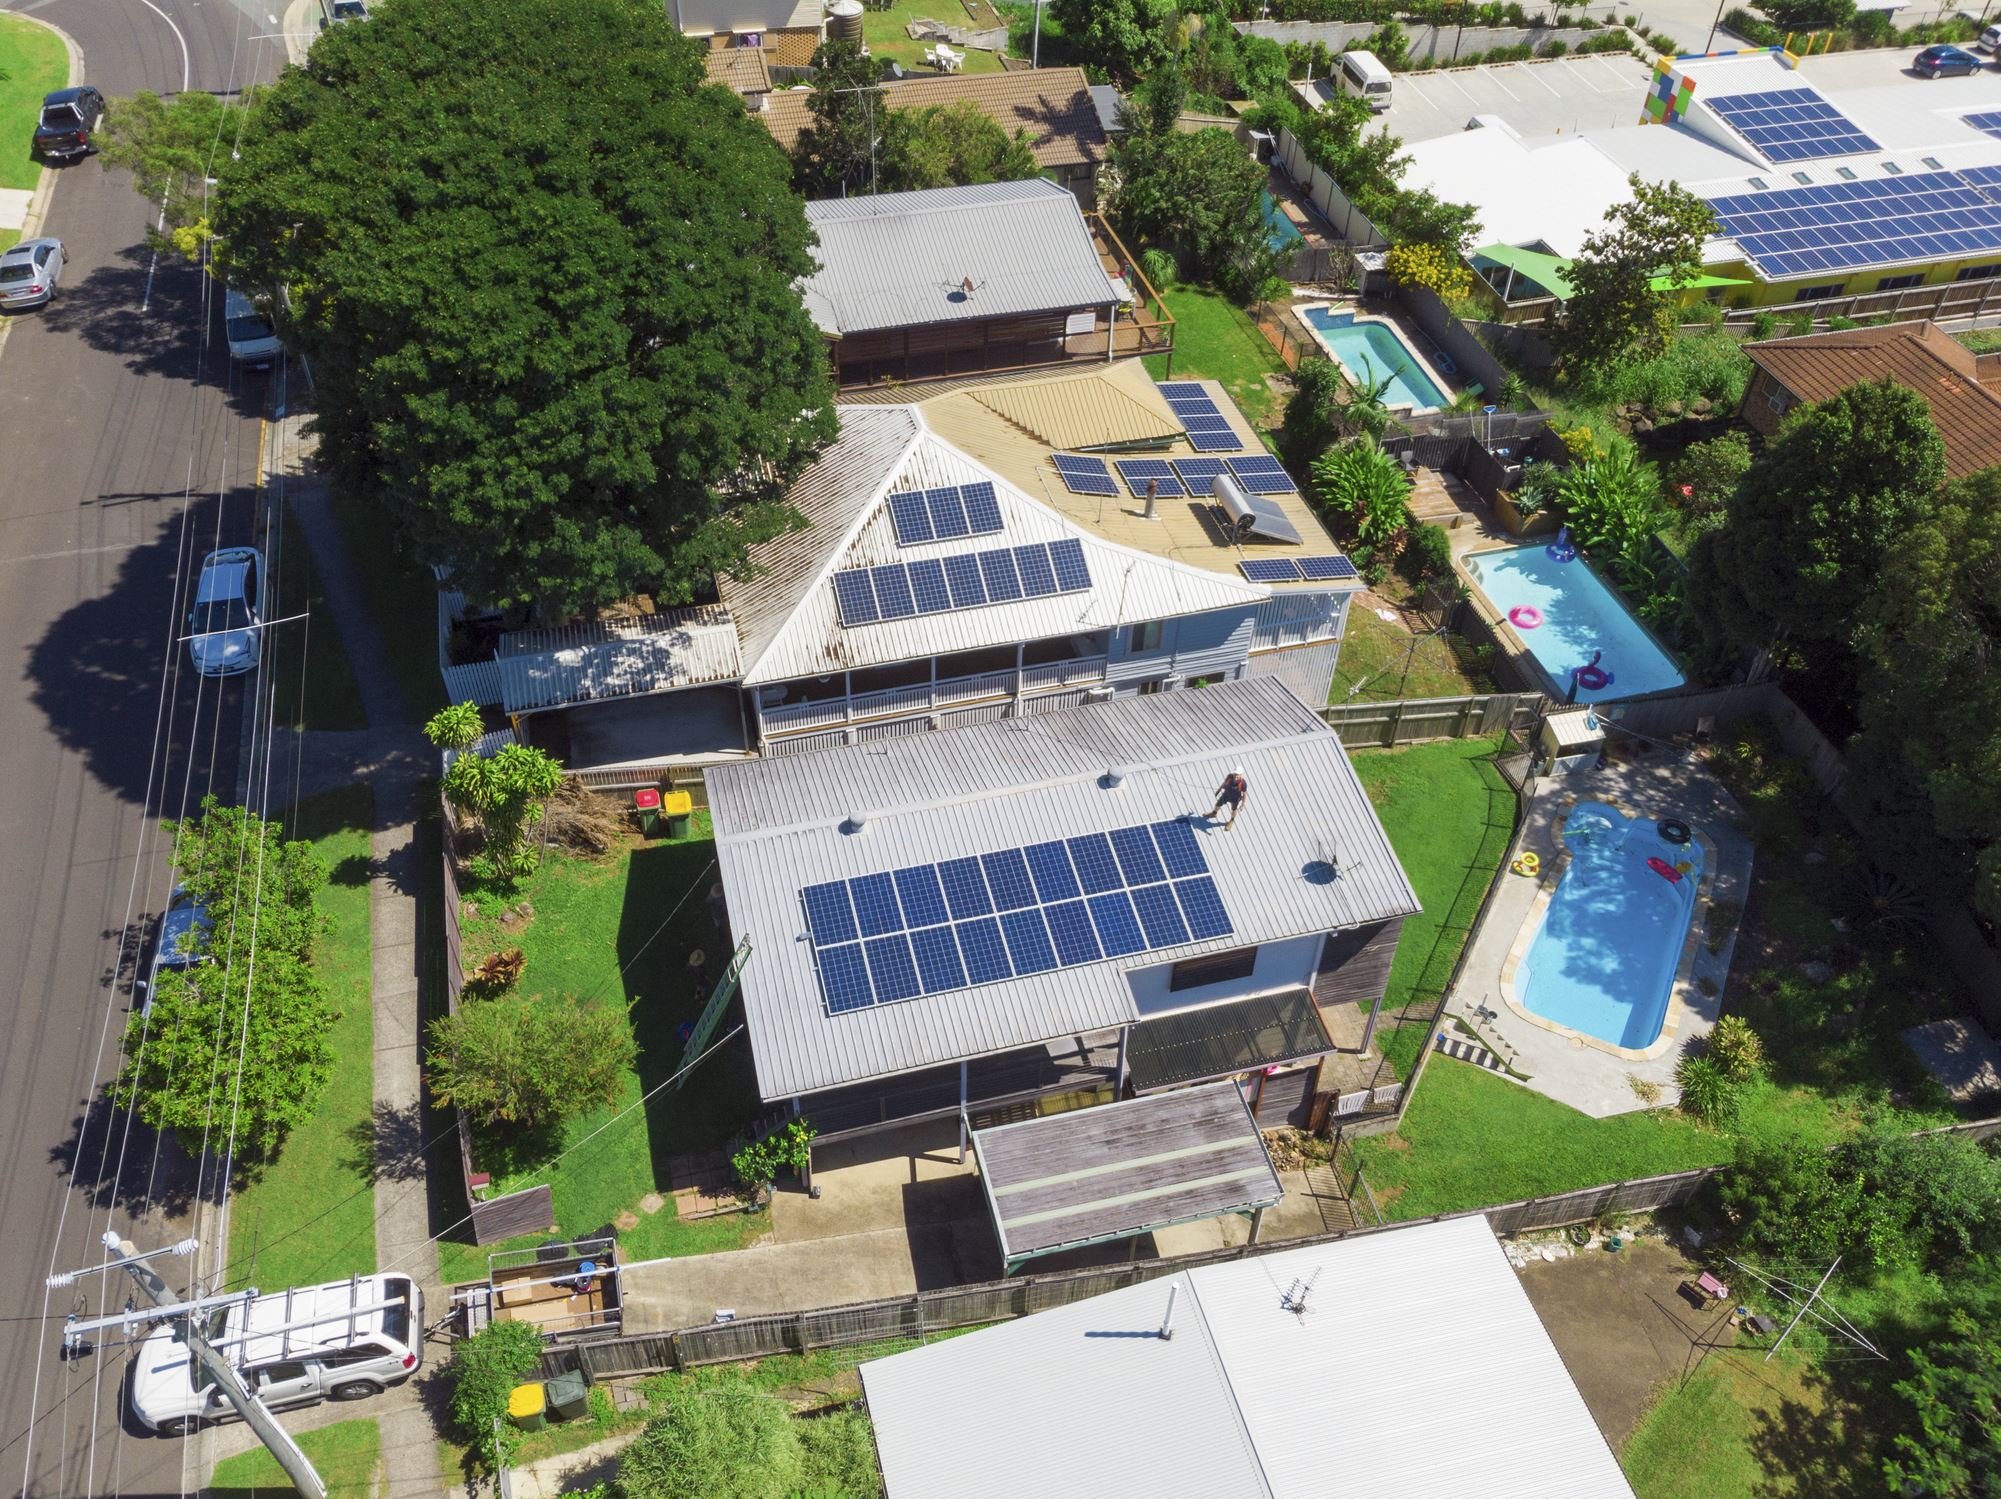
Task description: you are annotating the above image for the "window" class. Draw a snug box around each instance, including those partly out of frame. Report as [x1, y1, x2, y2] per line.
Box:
[1792, 283, 1844, 302]
[1747, 176, 1769, 190]
[1136, 678, 1170, 695]
[1169, 947, 1258, 992]
[1958, 263, 2001, 282]
[255, 1361, 311, 1385]
[1876, 273, 1924, 291]
[1791, 172, 1812, 185]
[1128, 620, 1164, 653]
[1835, 166, 1857, 180]
[1883, 161, 1904, 175]
[1923, 157, 1944, 170]
[1766, 384, 1794, 417]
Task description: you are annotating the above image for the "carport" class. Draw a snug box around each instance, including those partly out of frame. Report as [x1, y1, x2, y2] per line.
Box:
[969, 1081, 1284, 1274]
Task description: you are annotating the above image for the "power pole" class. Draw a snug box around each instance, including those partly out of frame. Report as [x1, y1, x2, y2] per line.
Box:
[1031, 0, 1043, 68]
[50, 1231, 330, 1499]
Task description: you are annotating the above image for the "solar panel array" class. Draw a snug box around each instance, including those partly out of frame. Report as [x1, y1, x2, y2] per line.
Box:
[1707, 170, 2001, 278]
[801, 820, 1235, 1014]
[1226, 455, 1299, 495]
[1157, 382, 1242, 453]
[1051, 453, 1120, 497]
[1706, 88, 1880, 164]
[1114, 458, 1184, 498]
[1964, 111, 2001, 141]
[887, 482, 1005, 546]
[833, 539, 1091, 625]
[1238, 555, 1360, 583]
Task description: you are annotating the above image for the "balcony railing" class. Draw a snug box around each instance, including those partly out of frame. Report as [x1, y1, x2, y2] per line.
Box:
[761, 656, 1109, 736]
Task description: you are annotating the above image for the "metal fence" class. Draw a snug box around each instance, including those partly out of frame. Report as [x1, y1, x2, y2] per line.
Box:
[1318, 692, 1541, 749]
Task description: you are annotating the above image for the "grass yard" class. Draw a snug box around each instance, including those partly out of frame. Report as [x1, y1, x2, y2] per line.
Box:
[270, 500, 368, 733]
[1145, 283, 1286, 428]
[0, 16, 67, 194]
[436, 817, 768, 1284]
[1331, 607, 1495, 704]
[330, 492, 447, 722]
[208, 1416, 381, 1499]
[1953, 326, 2001, 355]
[861, 0, 1007, 74]
[224, 786, 378, 1291]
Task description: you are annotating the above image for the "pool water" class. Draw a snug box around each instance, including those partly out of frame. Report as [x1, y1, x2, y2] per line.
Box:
[1518, 801, 1704, 1049]
[1462, 544, 1685, 703]
[1262, 192, 1305, 252]
[1299, 306, 1448, 412]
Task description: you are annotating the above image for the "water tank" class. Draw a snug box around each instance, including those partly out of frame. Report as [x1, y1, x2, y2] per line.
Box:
[1212, 472, 1256, 532]
[826, 0, 864, 45]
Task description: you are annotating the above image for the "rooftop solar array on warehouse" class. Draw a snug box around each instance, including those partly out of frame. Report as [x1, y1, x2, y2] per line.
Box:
[887, 482, 1005, 546]
[1706, 170, 2001, 279]
[833, 539, 1090, 625]
[1963, 111, 2001, 142]
[1707, 88, 1880, 164]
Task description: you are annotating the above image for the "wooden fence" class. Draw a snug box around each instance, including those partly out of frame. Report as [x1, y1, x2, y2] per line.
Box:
[1318, 692, 1542, 748]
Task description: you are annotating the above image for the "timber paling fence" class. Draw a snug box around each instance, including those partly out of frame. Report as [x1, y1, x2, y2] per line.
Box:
[1318, 691, 1541, 748]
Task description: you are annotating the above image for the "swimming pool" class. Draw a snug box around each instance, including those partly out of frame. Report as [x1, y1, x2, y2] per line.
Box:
[1262, 192, 1304, 253]
[1298, 305, 1448, 412]
[1517, 801, 1704, 1050]
[1462, 544, 1685, 703]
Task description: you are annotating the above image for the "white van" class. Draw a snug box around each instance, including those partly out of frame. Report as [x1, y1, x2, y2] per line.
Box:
[223, 287, 281, 369]
[131, 1273, 423, 1435]
[1338, 50, 1395, 113]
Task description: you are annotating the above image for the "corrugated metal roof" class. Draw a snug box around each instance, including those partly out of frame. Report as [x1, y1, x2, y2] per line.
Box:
[495, 606, 742, 715]
[705, 679, 1419, 1101]
[799, 180, 1127, 337]
[860, 1216, 1636, 1499]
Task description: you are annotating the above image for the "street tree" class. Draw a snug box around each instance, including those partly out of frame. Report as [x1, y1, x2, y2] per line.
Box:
[792, 38, 887, 198]
[880, 101, 1038, 192]
[1557, 175, 1716, 374]
[1050, 0, 1175, 81]
[94, 89, 237, 254]
[208, 0, 836, 616]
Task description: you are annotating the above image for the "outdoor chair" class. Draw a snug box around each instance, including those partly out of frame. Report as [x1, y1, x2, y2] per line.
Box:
[1695, 1270, 1729, 1304]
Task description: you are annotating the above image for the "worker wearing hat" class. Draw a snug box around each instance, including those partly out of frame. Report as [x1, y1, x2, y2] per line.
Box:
[1210, 767, 1248, 830]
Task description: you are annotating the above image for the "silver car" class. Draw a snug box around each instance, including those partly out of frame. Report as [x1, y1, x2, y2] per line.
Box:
[0, 238, 64, 310]
[136, 886, 212, 1016]
[187, 547, 263, 677]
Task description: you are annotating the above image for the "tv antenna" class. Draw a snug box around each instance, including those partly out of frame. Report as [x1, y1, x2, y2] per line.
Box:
[1281, 1268, 1323, 1320]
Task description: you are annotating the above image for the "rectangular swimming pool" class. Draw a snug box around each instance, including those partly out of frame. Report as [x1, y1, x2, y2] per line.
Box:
[1298, 305, 1448, 413]
[1462, 544, 1684, 703]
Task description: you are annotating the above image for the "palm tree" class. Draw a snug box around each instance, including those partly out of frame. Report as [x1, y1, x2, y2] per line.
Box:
[1336, 359, 1396, 441]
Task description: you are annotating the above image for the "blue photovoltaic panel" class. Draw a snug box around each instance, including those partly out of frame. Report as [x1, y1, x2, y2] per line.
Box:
[850, 872, 904, 937]
[1173, 458, 1233, 491]
[1187, 427, 1242, 453]
[1052, 453, 1120, 497]
[1706, 87, 1879, 164]
[1964, 111, 2001, 140]
[1087, 891, 1147, 957]
[888, 489, 934, 545]
[833, 571, 879, 626]
[892, 865, 950, 930]
[1182, 413, 1235, 434]
[961, 481, 1004, 532]
[927, 484, 971, 539]
[943, 553, 987, 608]
[1049, 538, 1090, 591]
[864, 934, 923, 1003]
[1228, 456, 1298, 494]
[908, 558, 951, 614]
[980, 848, 1037, 911]
[1151, 819, 1207, 879]
[1241, 558, 1303, 583]
[909, 925, 968, 994]
[1015, 544, 1059, 596]
[1705, 170, 2001, 279]
[979, 549, 1024, 602]
[1023, 841, 1082, 903]
[1299, 554, 1361, 581]
[872, 564, 916, 619]
[939, 856, 993, 918]
[888, 484, 1004, 546]
[1174, 876, 1234, 940]
[1156, 381, 1209, 398]
[999, 908, 1059, 974]
[1065, 833, 1124, 895]
[803, 881, 859, 946]
[1109, 825, 1167, 887]
[818, 942, 875, 1014]
[1115, 459, 1185, 498]
[956, 916, 1013, 984]
[1044, 901, 1103, 966]
[1130, 882, 1191, 948]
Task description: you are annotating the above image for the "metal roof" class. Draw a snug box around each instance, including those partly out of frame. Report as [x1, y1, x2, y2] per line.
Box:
[496, 605, 742, 715]
[798, 180, 1128, 338]
[1127, 987, 1334, 1093]
[705, 679, 1419, 1101]
[972, 1082, 1282, 1269]
[859, 1215, 1635, 1499]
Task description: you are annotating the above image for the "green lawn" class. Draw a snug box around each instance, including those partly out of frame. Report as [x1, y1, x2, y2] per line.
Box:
[330, 492, 447, 722]
[1954, 326, 2001, 355]
[224, 786, 378, 1291]
[1145, 283, 1287, 427]
[861, 0, 1007, 73]
[436, 816, 767, 1284]
[0, 17, 67, 193]
[271, 499, 368, 732]
[1332, 608, 1495, 704]
[208, 1416, 381, 1499]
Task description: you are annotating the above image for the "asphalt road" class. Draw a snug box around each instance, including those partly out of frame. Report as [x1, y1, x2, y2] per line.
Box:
[0, 3, 288, 1494]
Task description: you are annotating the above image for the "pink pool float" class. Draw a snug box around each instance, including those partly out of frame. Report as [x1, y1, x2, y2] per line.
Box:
[1509, 605, 1543, 630]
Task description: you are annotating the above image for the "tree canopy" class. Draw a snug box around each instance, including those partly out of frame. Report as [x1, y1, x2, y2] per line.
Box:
[1050, 0, 1175, 81]
[1557, 175, 1716, 374]
[879, 101, 1039, 192]
[792, 38, 886, 199]
[208, 0, 835, 616]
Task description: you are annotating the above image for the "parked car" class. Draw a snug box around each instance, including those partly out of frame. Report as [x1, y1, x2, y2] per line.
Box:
[187, 547, 263, 677]
[319, 0, 369, 23]
[33, 86, 104, 161]
[223, 287, 281, 369]
[1916, 44, 1983, 77]
[1980, 22, 2001, 50]
[0, 239, 64, 311]
[136, 887, 212, 1016]
[130, 1273, 423, 1435]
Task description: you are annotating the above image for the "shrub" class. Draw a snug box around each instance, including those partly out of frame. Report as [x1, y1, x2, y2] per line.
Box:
[1827, 314, 1860, 330]
[1554, 425, 1597, 462]
[732, 1118, 819, 1202]
[1139, 246, 1178, 288]
[1403, 521, 1455, 582]
[1385, 240, 1472, 302]
[1651, 33, 1680, 52]
[1553, 447, 1665, 566]
[448, 1321, 546, 1471]
[1541, 38, 1568, 55]
[1723, 5, 1780, 42]
[1312, 437, 1414, 551]
[1663, 432, 1752, 520]
[1750, 309, 1778, 341]
[1281, 358, 1347, 467]
[1575, 330, 1752, 414]
[1705, 1015, 1765, 1081]
[616, 1382, 803, 1499]
[1674, 1053, 1742, 1123]
[1784, 310, 1813, 336]
[428, 993, 637, 1129]
[1511, 460, 1562, 517]
[464, 947, 526, 1000]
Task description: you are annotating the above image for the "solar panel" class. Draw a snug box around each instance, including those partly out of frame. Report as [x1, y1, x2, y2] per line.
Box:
[1706, 87, 1879, 164]
[956, 915, 1013, 983]
[960, 481, 1004, 533]
[1156, 381, 1208, 398]
[938, 856, 993, 918]
[1241, 558, 1303, 583]
[888, 489, 934, 545]
[864, 934, 923, 1003]
[1087, 891, 1148, 957]
[1706, 170, 2001, 278]
[833, 571, 880, 626]
[943, 553, 987, 609]
[1174, 876, 1234, 940]
[836, 542, 1089, 627]
[1299, 554, 1361, 581]
[999, 908, 1058, 974]
[872, 564, 916, 619]
[1228, 455, 1298, 494]
[908, 558, 951, 614]
[979, 549, 1024, 602]
[803, 881, 858, 946]
[909, 924, 968, 994]
[1187, 427, 1243, 453]
[1014, 543, 1059, 597]
[893, 865, 950, 929]
[1130, 882, 1191, 948]
[1181, 413, 1234, 434]
[980, 848, 1037, 911]
[1044, 901, 1103, 966]
[1024, 840, 1081, 902]
[1151, 818, 1206, 879]
[927, 485, 972, 540]
[1173, 458, 1232, 490]
[817, 942, 875, 1013]
[1049, 537, 1091, 591]
[1115, 458, 1185, 498]
[1065, 833, 1124, 895]
[1109, 825, 1166, 886]
[1965, 111, 2001, 141]
[850, 872, 904, 937]
[1052, 453, 1119, 496]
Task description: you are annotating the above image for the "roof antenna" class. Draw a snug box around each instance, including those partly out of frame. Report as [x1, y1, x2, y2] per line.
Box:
[1158, 1283, 1178, 1341]
[1282, 1268, 1322, 1320]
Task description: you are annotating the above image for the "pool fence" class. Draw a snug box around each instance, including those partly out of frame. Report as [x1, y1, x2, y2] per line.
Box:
[1318, 692, 1542, 749]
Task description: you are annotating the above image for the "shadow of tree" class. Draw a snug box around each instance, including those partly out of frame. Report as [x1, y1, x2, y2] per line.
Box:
[328, 851, 376, 888]
[46, 1091, 198, 1219]
[1745, 1362, 1884, 1499]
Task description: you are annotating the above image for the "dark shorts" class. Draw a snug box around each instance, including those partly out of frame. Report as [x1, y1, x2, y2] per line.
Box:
[1218, 788, 1243, 807]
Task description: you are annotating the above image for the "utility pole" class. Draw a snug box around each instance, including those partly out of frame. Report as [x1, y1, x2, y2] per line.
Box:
[50, 1232, 330, 1499]
[1031, 0, 1043, 68]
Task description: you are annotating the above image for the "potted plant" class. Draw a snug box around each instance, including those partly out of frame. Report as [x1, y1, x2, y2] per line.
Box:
[1496, 460, 1562, 537]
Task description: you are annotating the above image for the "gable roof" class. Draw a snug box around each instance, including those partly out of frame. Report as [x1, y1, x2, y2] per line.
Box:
[702, 45, 771, 95]
[799, 179, 1127, 337]
[1744, 319, 2001, 480]
[758, 67, 1109, 169]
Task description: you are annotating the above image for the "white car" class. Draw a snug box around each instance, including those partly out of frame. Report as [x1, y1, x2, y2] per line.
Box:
[131, 1273, 423, 1435]
[1981, 23, 2001, 50]
[223, 287, 280, 369]
[187, 547, 263, 678]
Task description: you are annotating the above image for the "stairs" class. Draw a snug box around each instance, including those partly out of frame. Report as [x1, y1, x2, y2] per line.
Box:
[1302, 1161, 1362, 1233]
[1433, 1031, 1507, 1073]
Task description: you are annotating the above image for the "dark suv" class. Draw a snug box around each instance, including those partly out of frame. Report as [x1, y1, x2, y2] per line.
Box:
[33, 87, 105, 161]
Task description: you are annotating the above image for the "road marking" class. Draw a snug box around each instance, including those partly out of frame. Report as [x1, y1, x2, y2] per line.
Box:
[1488, 70, 1519, 101]
[1522, 62, 1561, 96]
[0, 541, 137, 565]
[136, 0, 193, 93]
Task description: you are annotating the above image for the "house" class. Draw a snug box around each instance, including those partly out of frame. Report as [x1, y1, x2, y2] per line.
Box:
[1740, 319, 2001, 479]
[702, 45, 772, 104]
[670, 0, 822, 73]
[798, 179, 1171, 387]
[859, 1214, 1635, 1498]
[755, 68, 1111, 203]
[702, 677, 1421, 1161]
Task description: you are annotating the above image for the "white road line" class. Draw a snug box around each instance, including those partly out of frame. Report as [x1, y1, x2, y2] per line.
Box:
[1522, 62, 1561, 96]
[1436, 71, 1476, 102]
[1589, 58, 1634, 92]
[136, 0, 192, 92]
[1489, 70, 1520, 101]
[0, 542, 137, 564]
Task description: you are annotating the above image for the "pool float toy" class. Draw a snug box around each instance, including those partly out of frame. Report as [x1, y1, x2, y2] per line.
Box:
[1509, 605, 1544, 630]
[1547, 524, 1576, 563]
[1511, 851, 1542, 877]
[1646, 856, 1684, 883]
[1676, 859, 1694, 875]
[1572, 649, 1613, 693]
[1658, 818, 1692, 845]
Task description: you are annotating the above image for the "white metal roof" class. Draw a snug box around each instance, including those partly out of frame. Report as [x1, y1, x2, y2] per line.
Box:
[705, 678, 1419, 1101]
[496, 605, 742, 715]
[860, 1215, 1634, 1499]
[799, 179, 1128, 337]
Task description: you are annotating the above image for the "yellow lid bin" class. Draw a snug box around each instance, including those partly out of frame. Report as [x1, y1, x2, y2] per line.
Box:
[507, 1382, 547, 1432]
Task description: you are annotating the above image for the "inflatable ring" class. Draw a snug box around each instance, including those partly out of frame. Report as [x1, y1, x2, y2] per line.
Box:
[1547, 542, 1576, 562]
[1573, 664, 1612, 691]
[1658, 818, 1692, 845]
[1509, 605, 1544, 630]
[1512, 851, 1542, 877]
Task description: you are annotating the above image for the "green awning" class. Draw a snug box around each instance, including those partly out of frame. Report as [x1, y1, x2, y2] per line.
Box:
[1472, 243, 1751, 300]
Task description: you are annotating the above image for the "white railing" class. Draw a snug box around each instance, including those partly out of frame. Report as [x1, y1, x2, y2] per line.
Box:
[1331, 1091, 1368, 1116]
[849, 681, 936, 720]
[936, 668, 1016, 705]
[1021, 654, 1109, 692]
[437, 588, 505, 707]
[760, 696, 850, 732]
[761, 658, 1105, 738]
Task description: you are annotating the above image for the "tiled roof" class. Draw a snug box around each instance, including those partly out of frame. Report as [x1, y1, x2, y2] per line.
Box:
[1744, 319, 2001, 481]
[757, 66, 1109, 169]
[703, 46, 771, 95]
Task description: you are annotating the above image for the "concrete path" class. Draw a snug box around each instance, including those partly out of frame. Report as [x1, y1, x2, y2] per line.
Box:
[509, 1432, 638, 1499]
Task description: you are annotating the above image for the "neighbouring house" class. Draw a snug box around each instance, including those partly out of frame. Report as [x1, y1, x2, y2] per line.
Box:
[702, 44, 773, 104]
[858, 1215, 1635, 1498]
[755, 67, 1112, 202]
[671, 0, 823, 79]
[1740, 319, 2001, 479]
[703, 678, 1421, 1169]
[798, 179, 1171, 388]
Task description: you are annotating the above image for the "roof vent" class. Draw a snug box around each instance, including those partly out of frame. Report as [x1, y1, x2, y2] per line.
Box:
[1102, 766, 1127, 789]
[844, 809, 869, 834]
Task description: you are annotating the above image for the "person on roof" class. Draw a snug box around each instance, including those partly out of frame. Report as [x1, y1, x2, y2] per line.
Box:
[1209, 767, 1248, 830]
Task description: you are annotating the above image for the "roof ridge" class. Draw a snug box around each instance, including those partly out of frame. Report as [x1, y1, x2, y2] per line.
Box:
[1183, 1272, 1278, 1499]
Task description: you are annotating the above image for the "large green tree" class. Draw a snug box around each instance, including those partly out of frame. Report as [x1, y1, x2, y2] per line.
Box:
[880, 101, 1038, 192]
[792, 38, 887, 199]
[1112, 70, 1276, 295]
[1050, 0, 1175, 81]
[1557, 176, 1716, 374]
[210, 0, 835, 616]
[1884, 1297, 2001, 1499]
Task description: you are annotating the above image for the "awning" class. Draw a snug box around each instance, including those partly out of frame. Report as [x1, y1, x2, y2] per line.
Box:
[1127, 987, 1335, 1093]
[1472, 243, 1751, 301]
[970, 1082, 1284, 1272]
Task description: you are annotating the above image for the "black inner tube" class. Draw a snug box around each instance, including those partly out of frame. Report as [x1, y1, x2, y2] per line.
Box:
[1659, 819, 1692, 845]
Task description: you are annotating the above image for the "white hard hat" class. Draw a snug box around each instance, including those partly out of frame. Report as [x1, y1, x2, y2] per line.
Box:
[1232, 766, 1245, 776]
